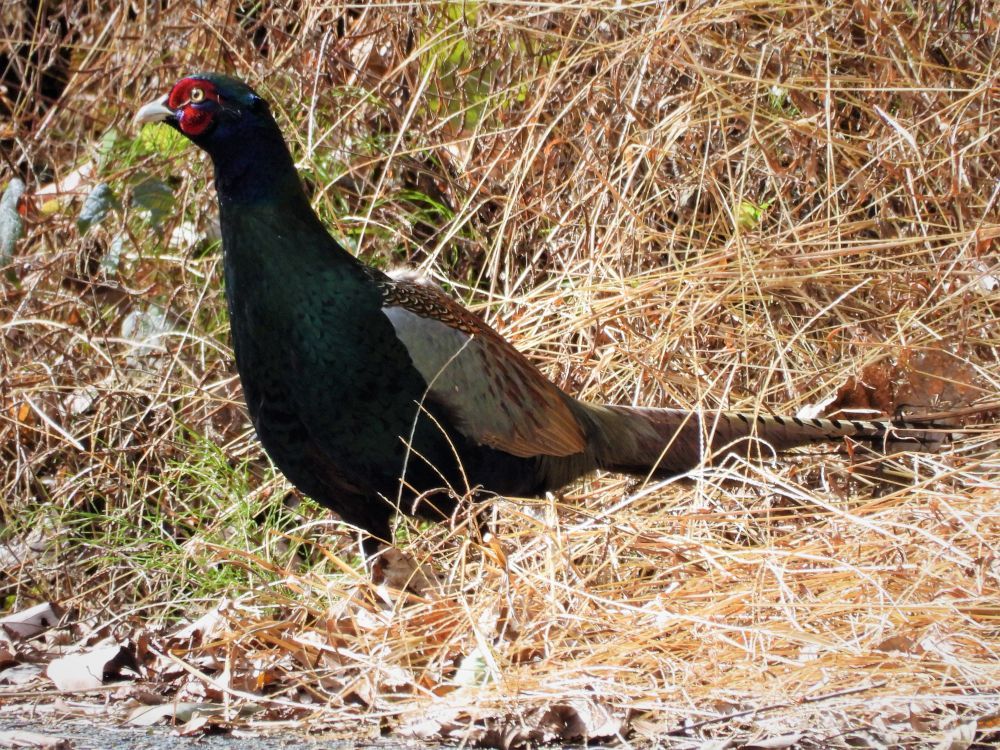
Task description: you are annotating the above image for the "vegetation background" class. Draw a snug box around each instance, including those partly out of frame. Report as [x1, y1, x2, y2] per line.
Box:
[2, 0, 998, 746]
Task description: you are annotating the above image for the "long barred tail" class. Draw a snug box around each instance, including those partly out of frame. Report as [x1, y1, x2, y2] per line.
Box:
[580, 403, 950, 479]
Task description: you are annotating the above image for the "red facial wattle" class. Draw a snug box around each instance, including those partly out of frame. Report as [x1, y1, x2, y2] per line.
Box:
[167, 78, 220, 137]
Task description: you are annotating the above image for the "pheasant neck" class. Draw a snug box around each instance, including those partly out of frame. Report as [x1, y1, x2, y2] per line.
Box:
[209, 124, 310, 211]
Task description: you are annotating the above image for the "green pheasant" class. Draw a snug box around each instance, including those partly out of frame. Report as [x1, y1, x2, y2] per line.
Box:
[136, 74, 942, 556]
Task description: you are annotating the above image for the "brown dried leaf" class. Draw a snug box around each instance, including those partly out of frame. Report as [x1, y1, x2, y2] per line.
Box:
[874, 633, 922, 655]
[894, 351, 988, 419]
[0, 646, 15, 669]
[822, 350, 991, 422]
[822, 361, 897, 419]
[372, 548, 440, 597]
[170, 605, 228, 644]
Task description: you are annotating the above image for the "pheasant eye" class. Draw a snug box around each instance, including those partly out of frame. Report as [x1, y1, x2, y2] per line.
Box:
[188, 87, 205, 103]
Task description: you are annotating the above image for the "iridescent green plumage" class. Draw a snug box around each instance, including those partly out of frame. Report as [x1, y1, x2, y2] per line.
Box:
[138, 74, 944, 555]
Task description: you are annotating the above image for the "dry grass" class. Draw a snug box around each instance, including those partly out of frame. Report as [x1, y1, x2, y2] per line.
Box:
[2, 1, 999, 746]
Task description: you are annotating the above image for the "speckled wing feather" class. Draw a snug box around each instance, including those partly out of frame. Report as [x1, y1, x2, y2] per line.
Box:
[377, 276, 587, 459]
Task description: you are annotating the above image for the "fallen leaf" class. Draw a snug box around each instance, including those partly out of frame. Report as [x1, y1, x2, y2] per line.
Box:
[167, 221, 203, 250]
[127, 702, 203, 727]
[532, 698, 627, 743]
[970, 259, 998, 294]
[127, 701, 260, 727]
[0, 663, 44, 686]
[170, 604, 227, 643]
[175, 713, 214, 736]
[934, 720, 977, 750]
[372, 548, 440, 596]
[820, 360, 897, 419]
[895, 350, 988, 419]
[46, 644, 140, 691]
[32, 163, 94, 216]
[747, 733, 805, 748]
[816, 350, 993, 429]
[120, 305, 173, 367]
[0, 532, 51, 571]
[453, 646, 491, 687]
[0, 730, 71, 749]
[875, 633, 922, 655]
[0, 603, 63, 641]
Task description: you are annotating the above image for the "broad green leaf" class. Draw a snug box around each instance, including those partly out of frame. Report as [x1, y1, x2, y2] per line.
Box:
[131, 177, 175, 228]
[77, 182, 118, 233]
[0, 178, 25, 268]
[100, 232, 127, 274]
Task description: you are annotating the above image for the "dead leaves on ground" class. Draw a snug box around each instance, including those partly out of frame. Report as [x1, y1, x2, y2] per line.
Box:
[822, 349, 994, 424]
[3, 586, 992, 747]
[0, 585, 628, 746]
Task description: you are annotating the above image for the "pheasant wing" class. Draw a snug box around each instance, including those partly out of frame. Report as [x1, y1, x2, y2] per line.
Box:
[378, 277, 586, 459]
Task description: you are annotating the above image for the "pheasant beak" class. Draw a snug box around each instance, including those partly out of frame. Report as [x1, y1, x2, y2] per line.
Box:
[134, 94, 176, 127]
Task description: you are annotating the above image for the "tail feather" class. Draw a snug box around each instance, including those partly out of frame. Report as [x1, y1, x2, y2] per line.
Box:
[577, 403, 948, 479]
